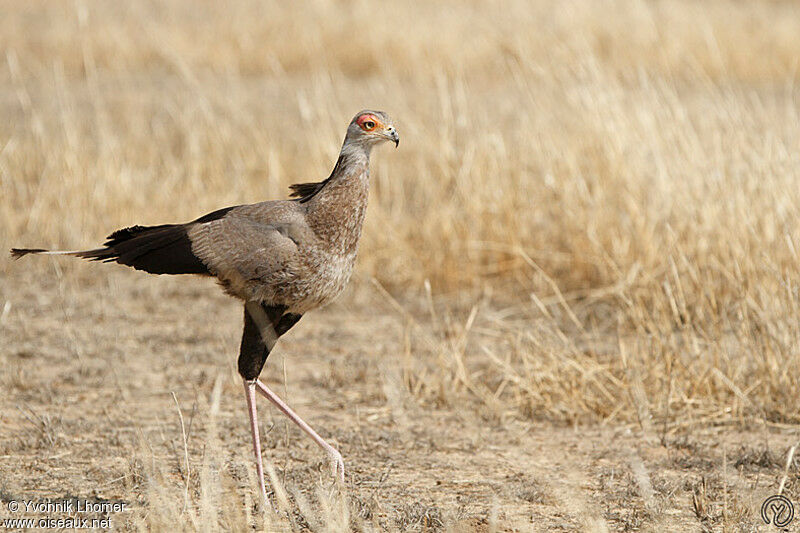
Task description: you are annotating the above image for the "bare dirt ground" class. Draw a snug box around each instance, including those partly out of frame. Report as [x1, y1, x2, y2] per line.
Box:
[1, 268, 797, 532]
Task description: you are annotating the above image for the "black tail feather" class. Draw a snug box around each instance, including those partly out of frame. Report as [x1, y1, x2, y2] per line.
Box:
[79, 224, 210, 275]
[10, 248, 48, 259]
[12, 225, 210, 275]
[11, 205, 240, 274]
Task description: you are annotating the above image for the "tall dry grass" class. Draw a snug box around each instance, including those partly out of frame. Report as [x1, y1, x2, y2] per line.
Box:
[2, 0, 800, 511]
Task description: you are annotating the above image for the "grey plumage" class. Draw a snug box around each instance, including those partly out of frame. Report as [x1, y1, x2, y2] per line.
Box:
[10, 110, 399, 504]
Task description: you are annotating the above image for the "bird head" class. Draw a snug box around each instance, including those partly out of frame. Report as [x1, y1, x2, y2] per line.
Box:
[345, 110, 399, 149]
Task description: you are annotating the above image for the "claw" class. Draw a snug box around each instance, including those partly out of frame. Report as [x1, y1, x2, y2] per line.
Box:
[328, 448, 345, 483]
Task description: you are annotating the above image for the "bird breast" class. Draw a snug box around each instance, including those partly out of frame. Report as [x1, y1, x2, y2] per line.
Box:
[276, 246, 357, 314]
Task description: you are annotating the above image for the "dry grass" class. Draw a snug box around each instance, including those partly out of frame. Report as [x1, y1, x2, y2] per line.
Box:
[2, 0, 800, 530]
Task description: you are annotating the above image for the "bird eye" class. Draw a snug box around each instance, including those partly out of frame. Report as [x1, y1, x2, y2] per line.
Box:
[362, 121, 375, 130]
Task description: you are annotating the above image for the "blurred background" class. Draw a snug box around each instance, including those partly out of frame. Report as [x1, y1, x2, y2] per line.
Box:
[2, 0, 800, 529]
[4, 0, 800, 420]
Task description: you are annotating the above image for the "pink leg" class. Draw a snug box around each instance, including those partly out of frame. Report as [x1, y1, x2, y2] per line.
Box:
[254, 379, 345, 483]
[243, 379, 269, 506]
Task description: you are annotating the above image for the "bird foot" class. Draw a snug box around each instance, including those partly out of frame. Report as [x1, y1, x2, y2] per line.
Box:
[327, 447, 345, 484]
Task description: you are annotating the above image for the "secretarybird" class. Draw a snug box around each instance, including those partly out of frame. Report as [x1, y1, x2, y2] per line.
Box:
[11, 110, 399, 504]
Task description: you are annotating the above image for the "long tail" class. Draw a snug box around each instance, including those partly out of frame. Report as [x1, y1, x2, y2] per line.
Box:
[11, 248, 74, 259]
[10, 224, 210, 275]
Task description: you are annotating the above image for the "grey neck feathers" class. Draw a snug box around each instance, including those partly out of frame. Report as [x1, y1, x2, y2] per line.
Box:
[301, 140, 371, 252]
[288, 141, 370, 203]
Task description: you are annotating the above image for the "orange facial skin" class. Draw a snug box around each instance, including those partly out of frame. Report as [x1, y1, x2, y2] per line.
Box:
[356, 113, 381, 132]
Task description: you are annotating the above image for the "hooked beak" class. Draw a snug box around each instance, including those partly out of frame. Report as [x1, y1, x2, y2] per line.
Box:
[385, 126, 399, 148]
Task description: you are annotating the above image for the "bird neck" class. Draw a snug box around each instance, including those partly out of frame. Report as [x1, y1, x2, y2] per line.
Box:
[304, 143, 371, 253]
